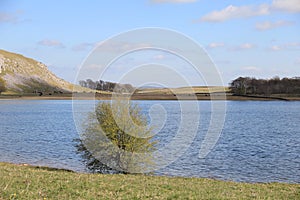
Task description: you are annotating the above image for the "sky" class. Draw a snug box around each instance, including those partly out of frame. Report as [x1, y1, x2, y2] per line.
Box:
[0, 0, 299, 87]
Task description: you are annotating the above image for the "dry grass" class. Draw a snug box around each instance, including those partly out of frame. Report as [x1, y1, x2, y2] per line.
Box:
[135, 86, 229, 95]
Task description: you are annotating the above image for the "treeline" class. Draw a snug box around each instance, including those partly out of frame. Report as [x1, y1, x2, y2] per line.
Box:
[230, 76, 300, 96]
[79, 79, 135, 93]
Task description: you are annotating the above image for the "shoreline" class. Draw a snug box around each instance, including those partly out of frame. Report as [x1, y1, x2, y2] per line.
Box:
[0, 161, 298, 184]
[1, 93, 300, 101]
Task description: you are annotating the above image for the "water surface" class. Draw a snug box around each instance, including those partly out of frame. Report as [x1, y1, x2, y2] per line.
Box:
[0, 100, 299, 183]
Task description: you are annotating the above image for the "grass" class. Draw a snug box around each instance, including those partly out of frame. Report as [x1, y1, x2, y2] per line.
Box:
[135, 86, 229, 95]
[0, 162, 299, 199]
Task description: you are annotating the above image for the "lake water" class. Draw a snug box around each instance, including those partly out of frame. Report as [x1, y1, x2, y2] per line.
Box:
[0, 100, 299, 183]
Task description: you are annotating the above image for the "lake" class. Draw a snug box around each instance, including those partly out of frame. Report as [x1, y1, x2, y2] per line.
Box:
[0, 100, 299, 183]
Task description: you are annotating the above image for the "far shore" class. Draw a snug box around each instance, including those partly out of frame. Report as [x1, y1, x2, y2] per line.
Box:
[1, 93, 300, 101]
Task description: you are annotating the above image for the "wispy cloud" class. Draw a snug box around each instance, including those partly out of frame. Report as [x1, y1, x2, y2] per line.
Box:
[94, 41, 151, 53]
[269, 42, 300, 51]
[199, 0, 300, 23]
[255, 20, 294, 31]
[150, 0, 197, 3]
[200, 4, 270, 22]
[37, 39, 65, 48]
[232, 43, 256, 51]
[272, 0, 300, 13]
[270, 45, 281, 51]
[0, 11, 21, 24]
[286, 42, 300, 49]
[153, 54, 165, 60]
[72, 42, 94, 51]
[207, 42, 225, 49]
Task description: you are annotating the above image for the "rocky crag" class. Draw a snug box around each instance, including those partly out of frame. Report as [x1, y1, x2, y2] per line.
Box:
[0, 49, 87, 94]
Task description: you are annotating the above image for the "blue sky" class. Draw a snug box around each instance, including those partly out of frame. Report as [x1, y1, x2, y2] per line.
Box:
[0, 0, 299, 86]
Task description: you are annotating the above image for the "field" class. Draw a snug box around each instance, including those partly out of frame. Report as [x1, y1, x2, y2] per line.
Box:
[1, 162, 299, 199]
[134, 86, 229, 94]
[1, 85, 300, 101]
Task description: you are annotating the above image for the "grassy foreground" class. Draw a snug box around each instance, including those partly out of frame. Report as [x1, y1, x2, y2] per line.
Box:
[0, 162, 299, 199]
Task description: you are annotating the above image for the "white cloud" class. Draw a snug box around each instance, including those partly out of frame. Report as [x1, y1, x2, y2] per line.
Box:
[153, 54, 165, 60]
[151, 0, 197, 3]
[94, 41, 151, 52]
[269, 42, 300, 51]
[0, 12, 16, 23]
[272, 0, 300, 13]
[37, 39, 65, 48]
[255, 20, 294, 30]
[285, 42, 300, 50]
[286, 42, 300, 47]
[72, 43, 94, 51]
[0, 11, 21, 24]
[270, 45, 281, 51]
[232, 43, 256, 51]
[200, 0, 300, 23]
[200, 4, 270, 22]
[208, 42, 225, 48]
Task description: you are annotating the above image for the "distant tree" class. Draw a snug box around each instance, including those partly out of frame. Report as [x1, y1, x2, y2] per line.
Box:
[230, 77, 251, 95]
[86, 79, 96, 90]
[0, 77, 6, 94]
[79, 79, 135, 93]
[77, 100, 156, 173]
[79, 80, 87, 88]
[230, 76, 300, 96]
[96, 80, 104, 91]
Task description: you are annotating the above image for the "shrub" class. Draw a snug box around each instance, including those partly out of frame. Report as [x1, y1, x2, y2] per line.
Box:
[77, 99, 156, 174]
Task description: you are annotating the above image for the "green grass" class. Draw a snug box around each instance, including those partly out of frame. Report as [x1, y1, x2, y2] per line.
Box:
[0, 162, 299, 199]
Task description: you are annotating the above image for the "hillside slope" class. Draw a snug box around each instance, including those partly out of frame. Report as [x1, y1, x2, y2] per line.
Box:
[0, 49, 88, 94]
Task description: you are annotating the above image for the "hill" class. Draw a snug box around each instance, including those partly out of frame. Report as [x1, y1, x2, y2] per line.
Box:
[0, 49, 89, 94]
